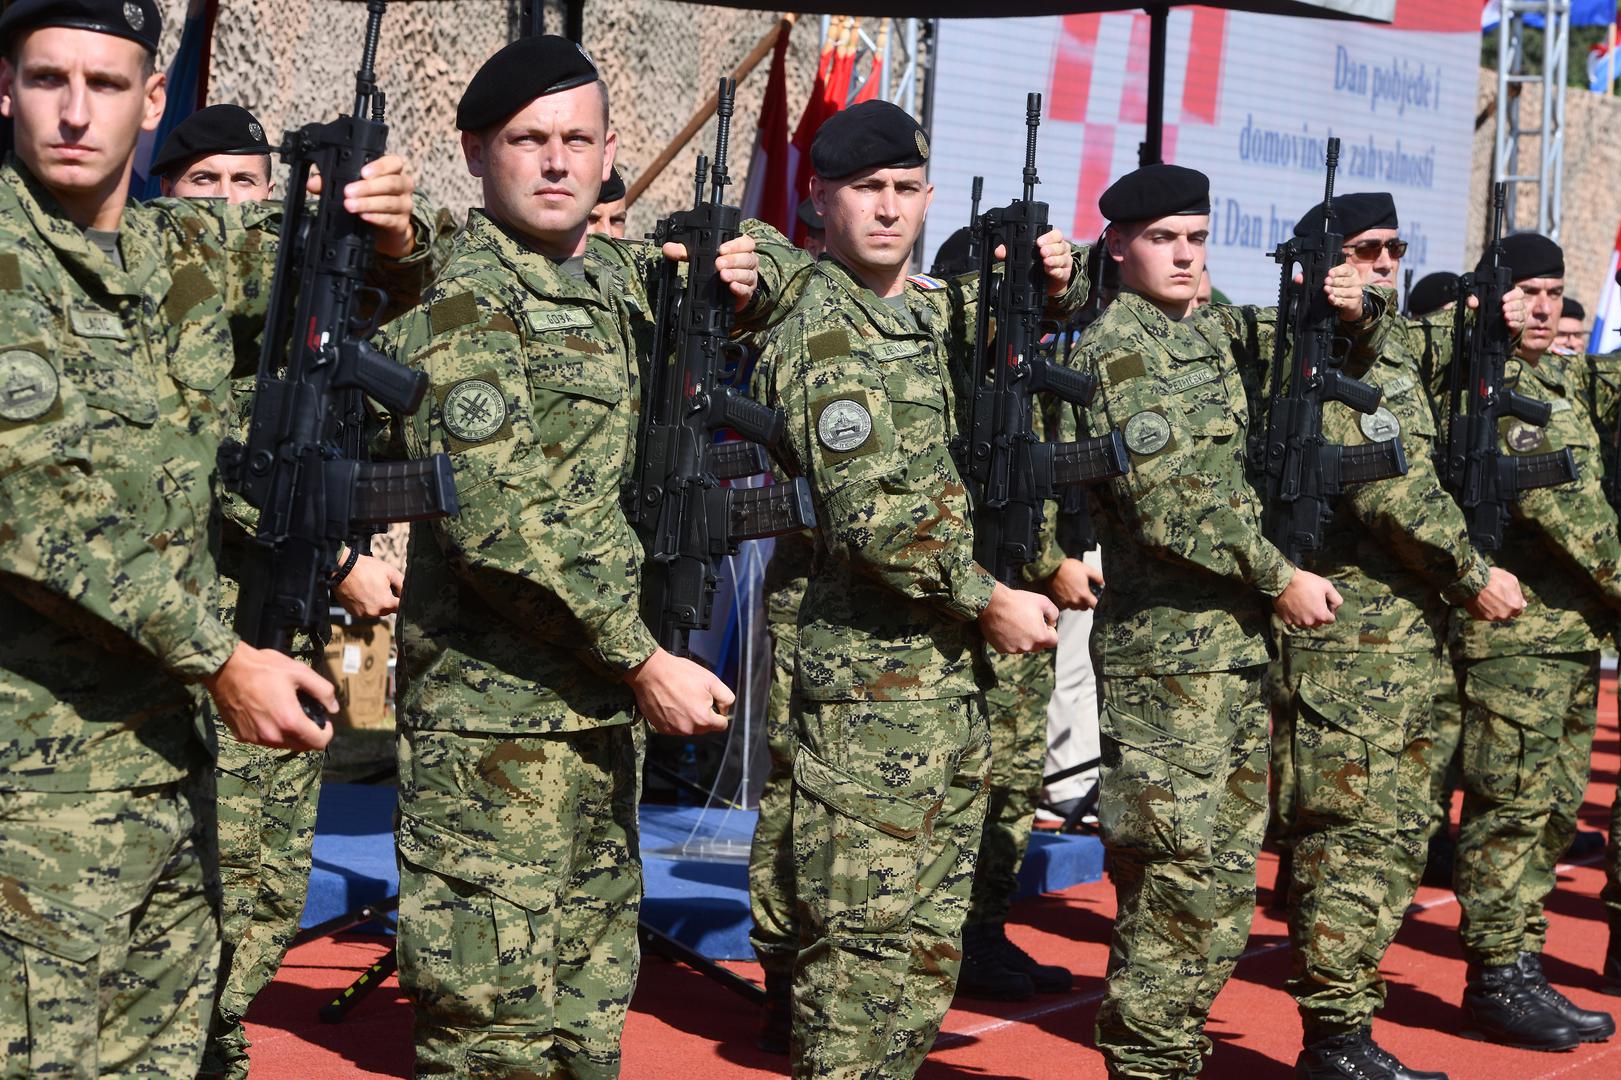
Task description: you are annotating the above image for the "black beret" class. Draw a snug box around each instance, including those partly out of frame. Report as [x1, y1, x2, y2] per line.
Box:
[597, 168, 625, 204]
[1563, 297, 1586, 322]
[797, 197, 824, 233]
[1496, 232, 1564, 282]
[457, 35, 600, 132]
[1406, 271, 1459, 317]
[1098, 164, 1209, 224]
[1293, 191, 1398, 238]
[931, 227, 974, 278]
[0, 0, 160, 53]
[812, 100, 929, 180]
[151, 104, 272, 178]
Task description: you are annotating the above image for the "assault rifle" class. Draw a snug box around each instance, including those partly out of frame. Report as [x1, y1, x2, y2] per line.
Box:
[1258, 137, 1407, 565]
[1438, 183, 1577, 550]
[623, 79, 816, 654]
[956, 92, 1128, 585]
[219, 0, 459, 721]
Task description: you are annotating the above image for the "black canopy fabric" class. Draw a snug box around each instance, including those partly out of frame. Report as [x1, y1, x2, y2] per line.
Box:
[666, 2, 1393, 21]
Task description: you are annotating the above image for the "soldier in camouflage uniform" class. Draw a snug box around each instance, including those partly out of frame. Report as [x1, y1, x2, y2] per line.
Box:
[1270, 194, 1527, 1080]
[150, 103, 452, 1080]
[1444, 232, 1618, 1049]
[0, 2, 392, 1073]
[751, 100, 1074, 1079]
[390, 37, 799, 1077]
[749, 528, 814, 1053]
[1074, 164, 1374, 1080]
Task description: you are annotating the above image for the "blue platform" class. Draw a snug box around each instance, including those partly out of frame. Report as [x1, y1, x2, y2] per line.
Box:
[302, 783, 1105, 960]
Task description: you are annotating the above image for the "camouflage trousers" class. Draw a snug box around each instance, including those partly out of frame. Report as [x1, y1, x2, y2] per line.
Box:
[1266, 657, 1295, 849]
[790, 694, 990, 1080]
[1604, 780, 1620, 922]
[1455, 651, 1600, 966]
[0, 781, 219, 1079]
[395, 723, 643, 1079]
[1277, 648, 1439, 1040]
[748, 618, 799, 986]
[1094, 668, 1269, 1080]
[969, 649, 1056, 927]
[1423, 662, 1466, 845]
[199, 734, 325, 1080]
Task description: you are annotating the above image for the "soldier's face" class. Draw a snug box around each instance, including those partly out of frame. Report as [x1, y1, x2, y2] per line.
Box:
[161, 152, 274, 204]
[586, 196, 627, 239]
[1516, 276, 1564, 359]
[1554, 315, 1586, 355]
[1340, 226, 1401, 288]
[0, 28, 164, 206]
[464, 82, 616, 257]
[812, 167, 933, 277]
[1109, 215, 1208, 313]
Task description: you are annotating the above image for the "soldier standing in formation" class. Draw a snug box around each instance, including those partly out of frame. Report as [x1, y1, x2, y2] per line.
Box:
[1269, 192, 1527, 1080]
[1072, 163, 1372, 1079]
[750, 99, 1076, 1077]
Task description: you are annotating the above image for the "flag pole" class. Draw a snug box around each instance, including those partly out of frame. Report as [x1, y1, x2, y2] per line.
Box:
[627, 14, 798, 207]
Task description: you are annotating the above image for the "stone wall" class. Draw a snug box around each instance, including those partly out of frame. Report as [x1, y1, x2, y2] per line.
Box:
[154, 1, 825, 236]
[1468, 66, 1621, 314]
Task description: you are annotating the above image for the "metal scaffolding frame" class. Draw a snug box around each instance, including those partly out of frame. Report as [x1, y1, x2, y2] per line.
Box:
[1493, 0, 1569, 240]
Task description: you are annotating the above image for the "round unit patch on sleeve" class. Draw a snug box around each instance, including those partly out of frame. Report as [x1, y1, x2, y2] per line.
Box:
[1505, 423, 1546, 453]
[817, 398, 873, 453]
[441, 378, 507, 444]
[1359, 406, 1401, 442]
[0, 349, 60, 422]
[1123, 410, 1171, 456]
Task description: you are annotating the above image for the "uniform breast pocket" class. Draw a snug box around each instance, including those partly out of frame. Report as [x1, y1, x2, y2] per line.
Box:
[880, 369, 950, 457]
[66, 353, 160, 428]
[1172, 379, 1239, 442]
[526, 355, 628, 498]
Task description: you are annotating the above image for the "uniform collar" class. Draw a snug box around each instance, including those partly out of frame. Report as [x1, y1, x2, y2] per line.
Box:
[1116, 289, 1216, 362]
[463, 208, 605, 304]
[1516, 349, 1571, 395]
[3, 156, 165, 302]
[815, 256, 932, 339]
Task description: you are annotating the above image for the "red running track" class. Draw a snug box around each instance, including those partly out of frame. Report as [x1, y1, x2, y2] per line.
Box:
[248, 681, 1621, 1079]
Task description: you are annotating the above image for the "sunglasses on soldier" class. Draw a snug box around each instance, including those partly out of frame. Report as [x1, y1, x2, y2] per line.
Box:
[1342, 238, 1408, 260]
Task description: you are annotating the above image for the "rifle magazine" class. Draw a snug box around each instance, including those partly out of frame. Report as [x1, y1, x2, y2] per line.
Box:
[727, 479, 817, 541]
[1337, 437, 1408, 487]
[1511, 447, 1579, 493]
[342, 456, 461, 528]
[1052, 431, 1130, 487]
[708, 439, 771, 481]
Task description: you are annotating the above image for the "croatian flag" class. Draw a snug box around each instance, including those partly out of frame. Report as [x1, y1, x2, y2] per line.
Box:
[131, 0, 219, 199]
[1588, 217, 1621, 354]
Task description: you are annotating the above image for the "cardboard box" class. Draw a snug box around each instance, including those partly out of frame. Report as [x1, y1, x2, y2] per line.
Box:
[317, 618, 394, 730]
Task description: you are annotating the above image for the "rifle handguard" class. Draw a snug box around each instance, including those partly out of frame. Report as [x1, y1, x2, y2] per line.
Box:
[1320, 368, 1382, 416]
[1051, 430, 1130, 487]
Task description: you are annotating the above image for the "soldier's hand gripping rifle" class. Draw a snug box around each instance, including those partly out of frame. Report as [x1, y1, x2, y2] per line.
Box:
[1258, 137, 1407, 565]
[218, 0, 459, 720]
[623, 79, 816, 655]
[956, 93, 1129, 586]
[1439, 183, 1576, 550]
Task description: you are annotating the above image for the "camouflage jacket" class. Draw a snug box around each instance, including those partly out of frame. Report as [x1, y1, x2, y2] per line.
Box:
[1451, 349, 1621, 659]
[0, 159, 271, 791]
[394, 210, 803, 734]
[752, 255, 1085, 702]
[1077, 290, 1385, 676]
[1283, 309, 1491, 654]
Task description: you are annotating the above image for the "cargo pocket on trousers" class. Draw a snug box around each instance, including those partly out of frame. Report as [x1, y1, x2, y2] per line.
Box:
[793, 745, 939, 936]
[1460, 663, 1554, 803]
[1099, 704, 1224, 861]
[0, 877, 105, 1073]
[1293, 675, 1403, 829]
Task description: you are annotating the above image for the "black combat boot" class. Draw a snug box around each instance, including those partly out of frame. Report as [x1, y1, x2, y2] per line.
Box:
[1295, 1027, 1448, 1080]
[1605, 914, 1621, 996]
[1516, 951, 1616, 1041]
[955, 922, 1034, 1001]
[756, 965, 791, 1055]
[985, 922, 1073, 994]
[1462, 962, 1580, 1051]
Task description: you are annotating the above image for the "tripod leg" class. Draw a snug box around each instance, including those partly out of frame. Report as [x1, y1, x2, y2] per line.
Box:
[637, 921, 765, 1005]
[319, 945, 399, 1023]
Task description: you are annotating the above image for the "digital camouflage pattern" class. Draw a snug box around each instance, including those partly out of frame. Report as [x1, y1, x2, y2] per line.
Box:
[749, 529, 814, 986]
[1444, 350, 1621, 966]
[753, 254, 1083, 1077]
[0, 159, 305, 1076]
[788, 694, 991, 1080]
[1273, 311, 1490, 1037]
[1073, 290, 1387, 1076]
[969, 640, 1056, 928]
[1094, 668, 1270, 1078]
[392, 210, 801, 1075]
